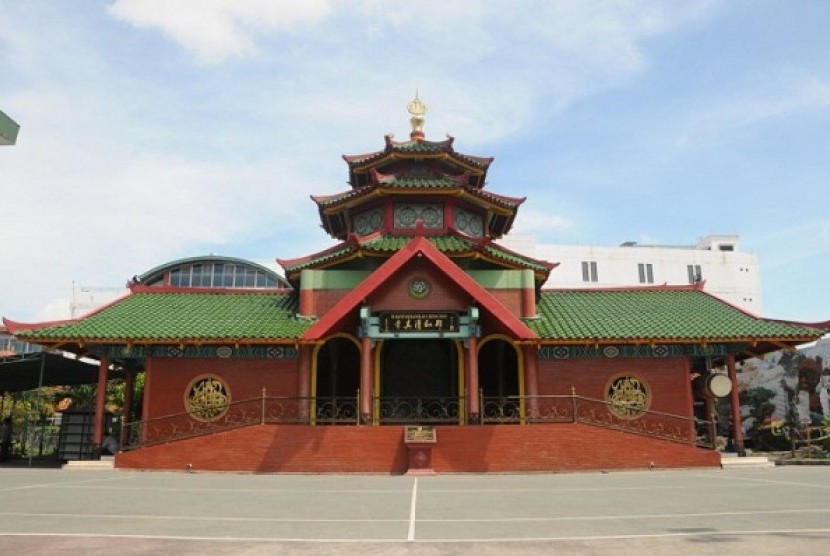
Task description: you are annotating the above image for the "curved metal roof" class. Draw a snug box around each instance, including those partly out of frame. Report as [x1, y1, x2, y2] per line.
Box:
[132, 255, 290, 288]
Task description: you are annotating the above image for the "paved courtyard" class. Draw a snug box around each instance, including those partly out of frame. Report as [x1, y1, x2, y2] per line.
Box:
[0, 465, 828, 554]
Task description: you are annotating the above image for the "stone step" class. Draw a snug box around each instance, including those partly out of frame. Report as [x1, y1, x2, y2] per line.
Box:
[720, 454, 776, 469]
[62, 457, 115, 470]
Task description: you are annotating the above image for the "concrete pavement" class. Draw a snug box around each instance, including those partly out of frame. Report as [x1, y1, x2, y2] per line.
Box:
[0, 466, 828, 554]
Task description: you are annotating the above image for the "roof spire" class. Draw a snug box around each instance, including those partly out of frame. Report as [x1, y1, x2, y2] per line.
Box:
[407, 91, 427, 140]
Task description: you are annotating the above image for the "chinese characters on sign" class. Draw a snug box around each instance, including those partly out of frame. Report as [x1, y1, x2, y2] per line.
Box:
[404, 425, 437, 443]
[379, 312, 460, 334]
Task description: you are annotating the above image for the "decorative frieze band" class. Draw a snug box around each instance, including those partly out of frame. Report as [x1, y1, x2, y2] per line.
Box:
[539, 343, 732, 360]
[100, 344, 298, 360]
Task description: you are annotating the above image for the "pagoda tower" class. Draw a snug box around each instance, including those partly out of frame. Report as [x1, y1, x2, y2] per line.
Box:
[278, 95, 555, 303]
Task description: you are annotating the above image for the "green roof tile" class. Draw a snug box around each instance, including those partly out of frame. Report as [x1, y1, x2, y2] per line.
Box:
[530, 289, 823, 341]
[376, 176, 461, 188]
[17, 291, 309, 342]
[360, 234, 476, 253]
[283, 234, 552, 275]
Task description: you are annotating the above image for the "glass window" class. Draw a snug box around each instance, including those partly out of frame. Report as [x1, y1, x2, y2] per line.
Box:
[234, 265, 246, 287]
[191, 264, 203, 287]
[638, 263, 654, 284]
[687, 264, 702, 284]
[164, 261, 281, 290]
[581, 261, 598, 282]
[222, 264, 234, 287]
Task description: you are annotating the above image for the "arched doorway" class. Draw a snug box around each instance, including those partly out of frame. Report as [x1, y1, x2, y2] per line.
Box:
[314, 336, 360, 423]
[379, 339, 459, 423]
[478, 337, 521, 422]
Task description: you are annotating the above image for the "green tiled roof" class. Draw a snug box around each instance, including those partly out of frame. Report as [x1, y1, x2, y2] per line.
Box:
[281, 234, 552, 276]
[315, 178, 464, 209]
[283, 246, 354, 274]
[530, 289, 823, 342]
[483, 244, 551, 272]
[344, 138, 492, 169]
[376, 176, 461, 188]
[362, 234, 475, 253]
[393, 140, 452, 154]
[16, 291, 309, 343]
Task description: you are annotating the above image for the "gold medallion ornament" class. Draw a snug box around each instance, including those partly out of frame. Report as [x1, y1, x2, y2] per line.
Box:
[606, 375, 650, 419]
[185, 374, 231, 421]
[409, 277, 431, 299]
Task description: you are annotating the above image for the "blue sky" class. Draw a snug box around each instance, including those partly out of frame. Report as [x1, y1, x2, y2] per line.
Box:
[0, 0, 828, 323]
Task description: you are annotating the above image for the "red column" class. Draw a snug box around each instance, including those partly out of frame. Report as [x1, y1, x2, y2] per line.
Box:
[360, 336, 374, 424]
[297, 344, 311, 421]
[467, 336, 479, 423]
[140, 357, 153, 443]
[93, 356, 109, 447]
[120, 368, 135, 447]
[523, 344, 539, 420]
[683, 358, 698, 442]
[727, 353, 745, 456]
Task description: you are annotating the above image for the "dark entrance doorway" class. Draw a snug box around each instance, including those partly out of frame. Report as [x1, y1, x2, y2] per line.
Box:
[380, 339, 459, 423]
[315, 337, 360, 423]
[479, 338, 520, 422]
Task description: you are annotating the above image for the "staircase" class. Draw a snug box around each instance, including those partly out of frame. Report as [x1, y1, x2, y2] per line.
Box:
[720, 452, 775, 469]
[62, 456, 115, 470]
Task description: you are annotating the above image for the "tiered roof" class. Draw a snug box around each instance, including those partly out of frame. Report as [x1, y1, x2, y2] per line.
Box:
[278, 231, 556, 286]
[342, 135, 493, 188]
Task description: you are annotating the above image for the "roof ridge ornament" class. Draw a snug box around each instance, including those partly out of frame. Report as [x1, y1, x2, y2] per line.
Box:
[407, 91, 427, 140]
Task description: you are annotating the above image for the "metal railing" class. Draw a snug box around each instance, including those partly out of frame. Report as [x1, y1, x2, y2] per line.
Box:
[482, 394, 708, 447]
[124, 394, 359, 450]
[123, 391, 711, 450]
[373, 396, 461, 424]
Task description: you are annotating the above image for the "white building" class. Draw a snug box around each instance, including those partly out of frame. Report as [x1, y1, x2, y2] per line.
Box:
[502, 234, 763, 315]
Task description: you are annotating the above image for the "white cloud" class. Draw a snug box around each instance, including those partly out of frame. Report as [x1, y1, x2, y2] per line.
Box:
[508, 209, 574, 238]
[107, 0, 333, 62]
[667, 72, 830, 150]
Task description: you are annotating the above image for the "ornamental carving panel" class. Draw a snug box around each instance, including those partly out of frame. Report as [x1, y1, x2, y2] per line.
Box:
[454, 207, 484, 237]
[394, 203, 443, 229]
[353, 207, 384, 236]
[605, 375, 650, 419]
[185, 374, 231, 421]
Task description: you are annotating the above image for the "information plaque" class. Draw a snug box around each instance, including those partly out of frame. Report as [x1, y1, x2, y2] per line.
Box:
[404, 425, 437, 444]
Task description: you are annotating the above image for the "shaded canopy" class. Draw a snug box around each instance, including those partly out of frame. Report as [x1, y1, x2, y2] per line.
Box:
[0, 352, 120, 394]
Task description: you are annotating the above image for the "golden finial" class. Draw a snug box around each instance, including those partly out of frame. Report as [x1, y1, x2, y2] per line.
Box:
[407, 91, 427, 139]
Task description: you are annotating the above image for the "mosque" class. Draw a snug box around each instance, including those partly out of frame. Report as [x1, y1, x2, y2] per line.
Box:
[4, 98, 825, 473]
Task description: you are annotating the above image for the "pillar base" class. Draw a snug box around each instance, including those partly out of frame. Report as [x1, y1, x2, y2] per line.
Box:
[405, 444, 436, 476]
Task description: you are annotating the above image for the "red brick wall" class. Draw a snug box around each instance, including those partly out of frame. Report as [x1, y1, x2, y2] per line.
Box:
[488, 289, 522, 317]
[370, 259, 470, 311]
[116, 423, 719, 473]
[145, 357, 299, 419]
[538, 357, 692, 416]
[304, 289, 351, 317]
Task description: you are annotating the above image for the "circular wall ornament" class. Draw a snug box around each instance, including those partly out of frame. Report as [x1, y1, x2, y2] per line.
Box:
[216, 346, 233, 358]
[409, 277, 431, 299]
[605, 374, 650, 419]
[602, 346, 620, 359]
[185, 374, 231, 422]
